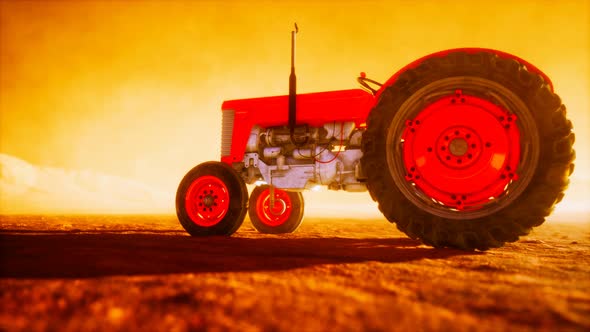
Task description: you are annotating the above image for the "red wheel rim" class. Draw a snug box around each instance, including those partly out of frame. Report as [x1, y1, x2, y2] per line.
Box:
[401, 90, 520, 211]
[185, 176, 230, 226]
[256, 188, 293, 227]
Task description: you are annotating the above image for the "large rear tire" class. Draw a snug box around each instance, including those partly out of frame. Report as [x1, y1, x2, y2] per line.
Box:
[176, 161, 248, 236]
[248, 185, 304, 234]
[361, 51, 575, 250]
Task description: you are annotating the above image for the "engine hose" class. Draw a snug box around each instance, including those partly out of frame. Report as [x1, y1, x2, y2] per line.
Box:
[315, 122, 344, 164]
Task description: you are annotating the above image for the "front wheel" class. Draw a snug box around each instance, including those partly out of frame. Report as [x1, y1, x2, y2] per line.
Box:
[248, 185, 304, 234]
[176, 161, 248, 236]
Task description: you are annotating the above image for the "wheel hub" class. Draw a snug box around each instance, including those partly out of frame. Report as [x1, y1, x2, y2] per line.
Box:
[257, 188, 293, 226]
[436, 126, 482, 168]
[402, 90, 521, 210]
[268, 199, 287, 216]
[449, 138, 468, 156]
[185, 176, 230, 226]
[202, 195, 215, 207]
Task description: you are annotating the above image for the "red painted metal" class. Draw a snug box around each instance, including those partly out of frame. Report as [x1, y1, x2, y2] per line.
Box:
[220, 48, 549, 166]
[255, 188, 293, 226]
[221, 89, 374, 164]
[185, 176, 230, 226]
[375, 48, 554, 99]
[401, 90, 521, 210]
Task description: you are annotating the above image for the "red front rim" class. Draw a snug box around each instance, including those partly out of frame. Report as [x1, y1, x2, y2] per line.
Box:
[255, 188, 293, 227]
[185, 176, 230, 227]
[402, 90, 520, 211]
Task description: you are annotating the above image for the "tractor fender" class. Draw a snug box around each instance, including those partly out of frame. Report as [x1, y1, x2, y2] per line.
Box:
[374, 48, 554, 99]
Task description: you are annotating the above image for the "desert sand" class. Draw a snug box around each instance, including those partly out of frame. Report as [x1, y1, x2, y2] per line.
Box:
[0, 215, 589, 331]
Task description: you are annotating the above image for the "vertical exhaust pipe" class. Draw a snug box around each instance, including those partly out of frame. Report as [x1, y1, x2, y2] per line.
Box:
[289, 23, 298, 141]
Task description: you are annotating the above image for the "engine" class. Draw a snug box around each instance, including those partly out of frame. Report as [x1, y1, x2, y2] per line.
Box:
[238, 122, 367, 192]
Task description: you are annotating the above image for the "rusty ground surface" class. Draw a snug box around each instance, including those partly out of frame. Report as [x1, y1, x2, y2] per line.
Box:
[0, 215, 589, 332]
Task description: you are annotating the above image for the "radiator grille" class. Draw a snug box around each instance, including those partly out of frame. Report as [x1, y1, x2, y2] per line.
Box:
[221, 110, 235, 158]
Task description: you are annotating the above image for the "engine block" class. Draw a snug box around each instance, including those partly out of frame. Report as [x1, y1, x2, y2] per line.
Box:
[239, 123, 366, 192]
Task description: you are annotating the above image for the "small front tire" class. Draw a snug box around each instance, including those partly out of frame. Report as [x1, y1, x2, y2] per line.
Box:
[248, 185, 304, 234]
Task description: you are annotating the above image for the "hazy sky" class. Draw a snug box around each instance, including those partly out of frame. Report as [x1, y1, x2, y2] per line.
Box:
[0, 0, 588, 218]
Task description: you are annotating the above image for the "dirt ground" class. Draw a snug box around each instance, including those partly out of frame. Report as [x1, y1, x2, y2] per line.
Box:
[0, 215, 589, 332]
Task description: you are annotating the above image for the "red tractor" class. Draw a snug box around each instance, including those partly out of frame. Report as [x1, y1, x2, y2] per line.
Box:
[176, 25, 575, 250]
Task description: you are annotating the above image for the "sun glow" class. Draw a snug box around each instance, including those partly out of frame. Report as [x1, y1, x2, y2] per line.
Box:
[0, 1, 588, 221]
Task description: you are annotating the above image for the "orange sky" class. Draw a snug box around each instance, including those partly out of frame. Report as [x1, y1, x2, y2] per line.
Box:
[0, 0, 588, 219]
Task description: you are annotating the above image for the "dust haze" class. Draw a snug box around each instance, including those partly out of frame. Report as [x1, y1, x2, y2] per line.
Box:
[0, 154, 169, 214]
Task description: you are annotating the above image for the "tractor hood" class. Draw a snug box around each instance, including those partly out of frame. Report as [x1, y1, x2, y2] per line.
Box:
[221, 89, 375, 128]
[220, 89, 375, 164]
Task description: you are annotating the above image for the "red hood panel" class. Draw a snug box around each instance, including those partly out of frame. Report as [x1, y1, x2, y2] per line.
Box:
[222, 89, 375, 127]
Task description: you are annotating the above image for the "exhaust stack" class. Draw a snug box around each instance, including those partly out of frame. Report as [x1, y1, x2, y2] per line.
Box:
[289, 23, 298, 141]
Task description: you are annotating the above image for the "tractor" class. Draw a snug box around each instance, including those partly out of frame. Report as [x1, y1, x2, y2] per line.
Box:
[176, 25, 575, 250]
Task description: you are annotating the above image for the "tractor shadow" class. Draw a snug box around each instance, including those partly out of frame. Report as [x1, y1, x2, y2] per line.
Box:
[0, 231, 479, 279]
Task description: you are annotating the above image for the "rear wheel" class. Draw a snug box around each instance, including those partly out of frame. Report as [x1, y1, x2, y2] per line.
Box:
[361, 51, 575, 250]
[248, 185, 304, 234]
[176, 161, 248, 236]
